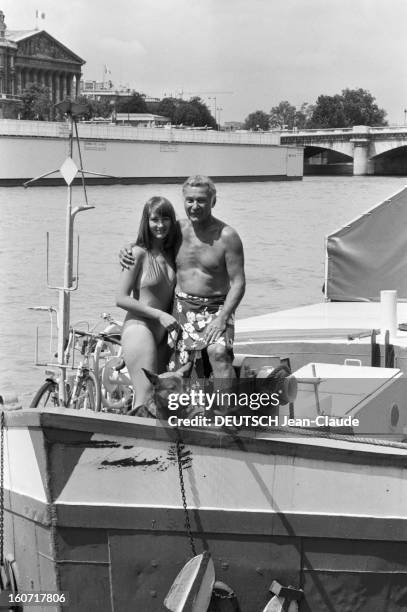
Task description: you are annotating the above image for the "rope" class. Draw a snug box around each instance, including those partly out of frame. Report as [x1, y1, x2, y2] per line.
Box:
[265, 424, 407, 450]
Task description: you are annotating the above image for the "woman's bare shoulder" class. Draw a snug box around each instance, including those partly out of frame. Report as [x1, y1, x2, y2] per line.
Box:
[131, 245, 147, 260]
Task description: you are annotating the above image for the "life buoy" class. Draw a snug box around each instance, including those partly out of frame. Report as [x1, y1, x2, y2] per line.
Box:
[209, 581, 240, 611]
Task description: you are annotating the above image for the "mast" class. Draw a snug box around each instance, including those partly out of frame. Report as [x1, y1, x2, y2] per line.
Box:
[24, 99, 115, 406]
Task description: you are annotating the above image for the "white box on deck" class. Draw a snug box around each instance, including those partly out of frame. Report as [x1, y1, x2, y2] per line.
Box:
[291, 362, 406, 438]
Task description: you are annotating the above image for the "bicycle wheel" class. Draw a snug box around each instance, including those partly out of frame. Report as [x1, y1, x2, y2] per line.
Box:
[70, 371, 101, 411]
[30, 380, 59, 408]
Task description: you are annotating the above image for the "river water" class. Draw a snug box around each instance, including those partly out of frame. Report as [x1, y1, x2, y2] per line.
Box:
[1, 176, 406, 402]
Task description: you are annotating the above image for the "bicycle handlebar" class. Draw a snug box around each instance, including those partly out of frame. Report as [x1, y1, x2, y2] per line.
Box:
[72, 328, 121, 345]
[28, 306, 57, 312]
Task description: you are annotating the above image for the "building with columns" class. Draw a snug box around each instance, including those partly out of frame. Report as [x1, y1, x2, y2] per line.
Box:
[0, 10, 85, 118]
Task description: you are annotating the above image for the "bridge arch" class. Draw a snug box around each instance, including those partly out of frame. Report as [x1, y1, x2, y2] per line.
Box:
[304, 145, 353, 175]
[371, 145, 407, 175]
[281, 127, 407, 175]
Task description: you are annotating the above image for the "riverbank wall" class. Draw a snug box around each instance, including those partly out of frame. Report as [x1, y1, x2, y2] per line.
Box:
[0, 120, 303, 185]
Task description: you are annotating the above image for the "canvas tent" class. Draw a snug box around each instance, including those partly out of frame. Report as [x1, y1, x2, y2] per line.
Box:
[325, 185, 407, 301]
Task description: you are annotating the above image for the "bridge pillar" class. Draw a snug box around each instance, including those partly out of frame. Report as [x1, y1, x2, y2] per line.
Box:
[351, 138, 371, 175]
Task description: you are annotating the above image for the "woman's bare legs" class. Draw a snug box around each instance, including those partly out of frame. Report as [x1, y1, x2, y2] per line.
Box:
[121, 320, 159, 407]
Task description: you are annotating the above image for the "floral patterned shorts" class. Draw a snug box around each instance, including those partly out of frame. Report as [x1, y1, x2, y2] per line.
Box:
[167, 291, 234, 372]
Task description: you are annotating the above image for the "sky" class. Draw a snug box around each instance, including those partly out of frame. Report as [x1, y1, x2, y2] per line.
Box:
[4, 0, 407, 124]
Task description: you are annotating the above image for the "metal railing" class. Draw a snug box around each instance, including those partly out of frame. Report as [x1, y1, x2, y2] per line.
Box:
[281, 125, 407, 137]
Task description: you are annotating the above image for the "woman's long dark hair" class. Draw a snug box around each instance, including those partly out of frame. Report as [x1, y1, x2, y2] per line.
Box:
[135, 196, 179, 254]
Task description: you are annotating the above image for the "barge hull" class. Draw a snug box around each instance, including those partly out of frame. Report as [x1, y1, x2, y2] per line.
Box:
[3, 410, 407, 611]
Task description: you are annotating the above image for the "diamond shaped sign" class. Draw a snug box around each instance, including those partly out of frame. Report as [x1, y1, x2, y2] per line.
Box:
[60, 157, 78, 185]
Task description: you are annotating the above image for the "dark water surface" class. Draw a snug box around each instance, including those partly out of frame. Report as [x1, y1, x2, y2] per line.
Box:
[1, 176, 405, 401]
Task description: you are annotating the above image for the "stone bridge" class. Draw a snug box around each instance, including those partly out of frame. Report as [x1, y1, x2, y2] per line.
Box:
[280, 125, 407, 175]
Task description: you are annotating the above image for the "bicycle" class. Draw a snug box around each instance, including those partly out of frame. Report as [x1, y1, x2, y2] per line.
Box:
[92, 314, 133, 413]
[29, 310, 124, 411]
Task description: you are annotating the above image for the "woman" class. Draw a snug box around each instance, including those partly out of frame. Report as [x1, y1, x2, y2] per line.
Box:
[116, 196, 179, 410]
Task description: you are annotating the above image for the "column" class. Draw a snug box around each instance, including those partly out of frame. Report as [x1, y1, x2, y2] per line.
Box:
[47, 71, 53, 100]
[66, 73, 73, 98]
[351, 139, 370, 176]
[28, 68, 35, 88]
[16, 68, 22, 94]
[53, 73, 59, 102]
[56, 74, 61, 101]
[0, 51, 4, 94]
[62, 73, 67, 100]
[75, 73, 81, 98]
[59, 74, 64, 102]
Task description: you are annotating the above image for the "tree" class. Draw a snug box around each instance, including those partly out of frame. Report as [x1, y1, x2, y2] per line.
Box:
[308, 94, 346, 128]
[187, 97, 216, 128]
[309, 88, 387, 128]
[116, 91, 148, 114]
[294, 103, 315, 129]
[341, 88, 387, 126]
[173, 101, 200, 125]
[75, 95, 112, 120]
[74, 95, 92, 119]
[21, 83, 52, 120]
[90, 97, 112, 118]
[169, 97, 216, 128]
[268, 101, 314, 130]
[157, 97, 178, 123]
[244, 110, 270, 131]
[269, 101, 296, 129]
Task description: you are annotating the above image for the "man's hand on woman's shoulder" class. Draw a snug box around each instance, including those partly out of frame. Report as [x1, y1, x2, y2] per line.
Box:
[119, 242, 137, 270]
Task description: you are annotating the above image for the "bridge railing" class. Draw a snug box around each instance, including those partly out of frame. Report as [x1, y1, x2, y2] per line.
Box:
[281, 125, 407, 137]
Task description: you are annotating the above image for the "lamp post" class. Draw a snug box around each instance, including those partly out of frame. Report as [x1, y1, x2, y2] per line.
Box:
[216, 107, 223, 128]
[404, 108, 407, 127]
[208, 96, 217, 122]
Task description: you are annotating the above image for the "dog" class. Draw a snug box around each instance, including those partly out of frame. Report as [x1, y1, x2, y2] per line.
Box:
[127, 362, 193, 419]
[128, 362, 297, 422]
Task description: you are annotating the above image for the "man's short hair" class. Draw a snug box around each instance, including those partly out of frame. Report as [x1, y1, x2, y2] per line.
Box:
[182, 175, 216, 200]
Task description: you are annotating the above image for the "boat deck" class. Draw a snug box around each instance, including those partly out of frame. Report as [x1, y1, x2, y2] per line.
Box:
[236, 301, 407, 346]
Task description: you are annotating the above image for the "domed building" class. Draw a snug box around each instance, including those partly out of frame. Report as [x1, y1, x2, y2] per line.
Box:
[0, 10, 85, 118]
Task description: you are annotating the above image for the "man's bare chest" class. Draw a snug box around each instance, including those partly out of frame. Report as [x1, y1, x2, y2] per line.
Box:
[176, 235, 225, 270]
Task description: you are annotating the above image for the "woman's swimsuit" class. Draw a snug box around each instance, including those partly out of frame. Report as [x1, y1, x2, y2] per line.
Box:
[139, 250, 175, 295]
[123, 250, 176, 343]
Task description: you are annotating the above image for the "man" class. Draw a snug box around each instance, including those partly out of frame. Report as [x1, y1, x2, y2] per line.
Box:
[121, 175, 245, 382]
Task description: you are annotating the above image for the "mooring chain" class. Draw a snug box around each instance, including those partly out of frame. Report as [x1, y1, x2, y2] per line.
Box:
[0, 410, 4, 566]
[175, 433, 196, 557]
